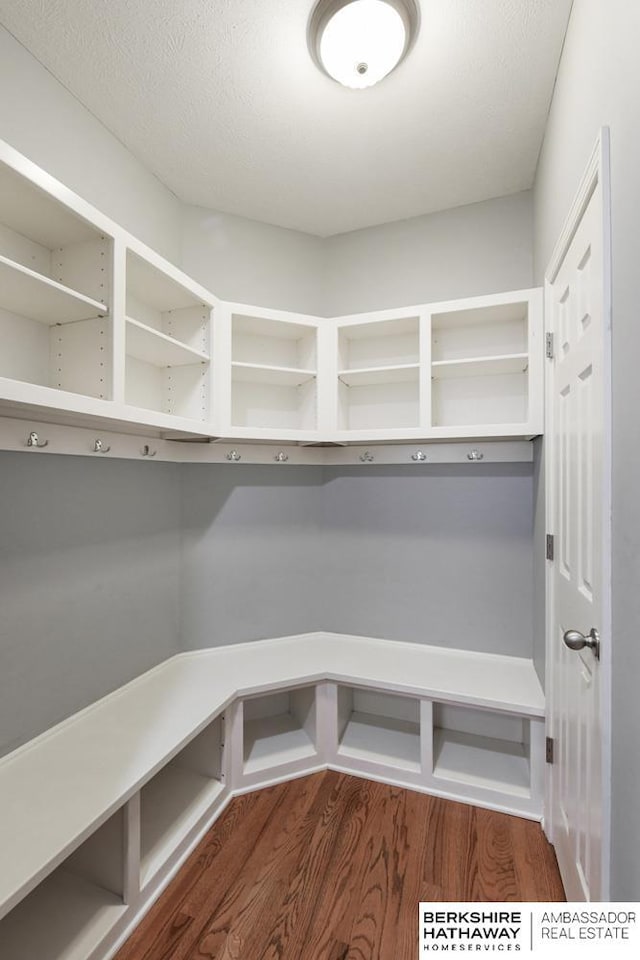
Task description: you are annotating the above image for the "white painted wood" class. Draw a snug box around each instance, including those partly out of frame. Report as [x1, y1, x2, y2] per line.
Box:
[431, 354, 528, 379]
[231, 362, 316, 386]
[140, 768, 224, 888]
[545, 131, 611, 902]
[0, 255, 108, 325]
[0, 871, 127, 960]
[126, 317, 209, 367]
[337, 364, 419, 387]
[433, 728, 530, 797]
[123, 795, 140, 907]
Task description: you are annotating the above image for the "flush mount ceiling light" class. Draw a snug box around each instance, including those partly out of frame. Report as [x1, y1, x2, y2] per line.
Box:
[309, 0, 420, 89]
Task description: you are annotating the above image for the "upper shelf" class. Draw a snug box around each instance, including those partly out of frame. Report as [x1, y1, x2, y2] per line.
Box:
[431, 354, 529, 380]
[232, 362, 316, 386]
[338, 364, 420, 387]
[0, 255, 107, 325]
[126, 317, 209, 368]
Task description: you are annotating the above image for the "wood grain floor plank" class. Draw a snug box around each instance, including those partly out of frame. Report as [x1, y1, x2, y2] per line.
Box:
[113, 773, 565, 960]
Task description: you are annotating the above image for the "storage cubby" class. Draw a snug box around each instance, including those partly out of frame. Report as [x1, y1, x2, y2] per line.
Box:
[432, 704, 531, 797]
[231, 314, 317, 431]
[337, 687, 421, 772]
[337, 317, 421, 430]
[125, 250, 211, 421]
[431, 300, 529, 427]
[0, 808, 127, 960]
[140, 716, 224, 888]
[243, 687, 317, 774]
[0, 159, 111, 399]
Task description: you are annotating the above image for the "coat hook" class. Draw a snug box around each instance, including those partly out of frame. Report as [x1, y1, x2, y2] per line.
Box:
[411, 450, 427, 462]
[274, 451, 289, 463]
[26, 431, 48, 449]
[359, 451, 374, 463]
[92, 439, 111, 454]
[467, 449, 484, 461]
[141, 444, 157, 458]
[226, 449, 241, 462]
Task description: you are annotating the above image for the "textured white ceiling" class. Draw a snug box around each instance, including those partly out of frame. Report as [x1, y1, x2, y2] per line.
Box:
[0, 0, 572, 236]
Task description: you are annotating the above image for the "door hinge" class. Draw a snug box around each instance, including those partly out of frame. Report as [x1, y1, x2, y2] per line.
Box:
[545, 332, 554, 359]
[546, 533, 554, 561]
[546, 737, 555, 764]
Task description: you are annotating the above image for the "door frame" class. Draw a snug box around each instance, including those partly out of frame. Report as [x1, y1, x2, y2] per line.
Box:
[543, 127, 612, 900]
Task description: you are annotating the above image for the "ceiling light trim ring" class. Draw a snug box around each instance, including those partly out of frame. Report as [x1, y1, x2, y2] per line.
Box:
[308, 0, 420, 89]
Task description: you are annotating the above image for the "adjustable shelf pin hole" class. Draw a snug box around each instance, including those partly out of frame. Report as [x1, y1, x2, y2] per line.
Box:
[26, 431, 48, 449]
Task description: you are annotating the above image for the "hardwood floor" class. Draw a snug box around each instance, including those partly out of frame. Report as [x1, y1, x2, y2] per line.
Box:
[115, 772, 565, 960]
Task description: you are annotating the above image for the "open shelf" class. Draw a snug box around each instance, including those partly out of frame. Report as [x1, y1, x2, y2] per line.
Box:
[0, 255, 107, 326]
[243, 688, 317, 774]
[338, 363, 420, 387]
[0, 807, 126, 960]
[231, 376, 316, 431]
[338, 378, 420, 431]
[140, 716, 224, 888]
[231, 362, 316, 387]
[431, 354, 528, 380]
[231, 314, 317, 371]
[126, 317, 209, 368]
[338, 317, 420, 369]
[337, 687, 421, 773]
[432, 371, 528, 427]
[432, 704, 531, 798]
[431, 301, 528, 362]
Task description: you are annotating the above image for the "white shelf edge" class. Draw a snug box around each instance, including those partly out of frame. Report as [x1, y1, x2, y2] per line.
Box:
[0, 254, 108, 325]
[231, 361, 317, 386]
[125, 316, 209, 367]
[338, 363, 420, 387]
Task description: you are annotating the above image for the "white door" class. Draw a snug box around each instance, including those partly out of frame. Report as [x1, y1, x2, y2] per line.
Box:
[546, 135, 611, 902]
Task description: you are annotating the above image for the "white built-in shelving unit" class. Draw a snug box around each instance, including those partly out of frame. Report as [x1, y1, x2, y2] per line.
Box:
[0, 139, 544, 447]
[139, 716, 224, 888]
[0, 634, 545, 960]
[124, 250, 213, 424]
[227, 312, 319, 437]
[0, 155, 111, 404]
[241, 687, 318, 777]
[336, 686, 422, 774]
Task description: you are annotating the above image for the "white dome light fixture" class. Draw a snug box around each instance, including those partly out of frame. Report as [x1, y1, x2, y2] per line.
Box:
[309, 0, 419, 89]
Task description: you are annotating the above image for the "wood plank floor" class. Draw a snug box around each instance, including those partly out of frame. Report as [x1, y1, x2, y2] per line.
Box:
[115, 772, 565, 960]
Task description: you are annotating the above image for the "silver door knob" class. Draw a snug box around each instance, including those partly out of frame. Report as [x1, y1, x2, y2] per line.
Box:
[563, 627, 600, 660]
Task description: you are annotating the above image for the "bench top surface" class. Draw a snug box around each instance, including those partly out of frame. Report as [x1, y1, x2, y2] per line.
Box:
[0, 631, 544, 917]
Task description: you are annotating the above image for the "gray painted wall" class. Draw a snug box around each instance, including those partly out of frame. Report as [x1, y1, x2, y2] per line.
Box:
[180, 465, 325, 647]
[323, 192, 533, 316]
[533, 0, 640, 899]
[320, 465, 534, 656]
[0, 452, 182, 757]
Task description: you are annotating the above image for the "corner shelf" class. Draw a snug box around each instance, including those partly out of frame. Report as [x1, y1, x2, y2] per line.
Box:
[243, 688, 317, 775]
[140, 716, 225, 888]
[337, 687, 421, 773]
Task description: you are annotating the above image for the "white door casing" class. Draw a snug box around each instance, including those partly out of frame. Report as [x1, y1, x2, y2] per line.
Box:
[545, 130, 612, 901]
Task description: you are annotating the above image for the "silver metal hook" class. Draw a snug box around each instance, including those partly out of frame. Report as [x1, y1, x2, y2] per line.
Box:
[92, 439, 111, 454]
[467, 449, 484, 461]
[141, 444, 157, 458]
[359, 451, 374, 463]
[226, 449, 241, 462]
[274, 451, 289, 463]
[411, 450, 427, 462]
[26, 431, 48, 449]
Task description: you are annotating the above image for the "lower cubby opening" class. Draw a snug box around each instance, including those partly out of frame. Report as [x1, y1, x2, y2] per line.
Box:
[0, 808, 127, 960]
[338, 378, 420, 431]
[432, 704, 531, 797]
[125, 355, 209, 422]
[140, 716, 224, 888]
[231, 377, 317, 432]
[337, 687, 421, 773]
[431, 371, 528, 428]
[243, 687, 317, 774]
